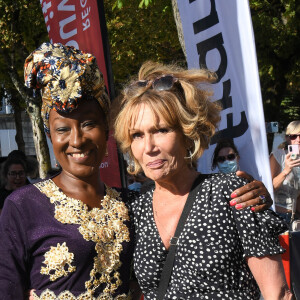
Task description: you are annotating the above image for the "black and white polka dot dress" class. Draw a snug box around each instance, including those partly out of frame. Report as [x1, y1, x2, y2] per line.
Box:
[131, 173, 287, 300]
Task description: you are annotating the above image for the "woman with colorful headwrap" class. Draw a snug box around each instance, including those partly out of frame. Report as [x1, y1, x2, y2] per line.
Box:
[0, 43, 135, 299]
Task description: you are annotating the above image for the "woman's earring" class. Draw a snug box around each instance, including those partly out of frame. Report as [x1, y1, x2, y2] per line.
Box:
[187, 148, 193, 167]
[105, 147, 109, 157]
[127, 158, 135, 173]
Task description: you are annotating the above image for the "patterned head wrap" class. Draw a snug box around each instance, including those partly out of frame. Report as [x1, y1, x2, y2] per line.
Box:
[24, 42, 110, 133]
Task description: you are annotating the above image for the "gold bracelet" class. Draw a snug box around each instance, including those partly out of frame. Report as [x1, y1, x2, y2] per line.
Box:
[282, 171, 288, 177]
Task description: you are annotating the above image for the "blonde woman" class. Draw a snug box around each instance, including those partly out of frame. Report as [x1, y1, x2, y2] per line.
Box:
[270, 120, 300, 223]
[114, 61, 293, 300]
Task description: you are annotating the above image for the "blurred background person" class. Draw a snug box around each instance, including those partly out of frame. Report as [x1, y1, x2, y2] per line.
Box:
[26, 156, 40, 183]
[211, 138, 240, 173]
[0, 157, 27, 213]
[270, 120, 300, 224]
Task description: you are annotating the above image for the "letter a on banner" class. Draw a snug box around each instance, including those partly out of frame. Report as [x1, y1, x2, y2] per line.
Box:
[40, 0, 125, 188]
[176, 0, 273, 199]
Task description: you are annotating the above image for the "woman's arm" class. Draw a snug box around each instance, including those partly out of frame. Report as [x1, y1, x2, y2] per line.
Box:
[247, 255, 294, 300]
[270, 152, 300, 190]
[270, 153, 289, 190]
[0, 200, 28, 299]
[129, 279, 143, 300]
[231, 154, 300, 212]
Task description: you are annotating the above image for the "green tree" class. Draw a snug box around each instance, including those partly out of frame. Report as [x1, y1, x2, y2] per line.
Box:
[250, 0, 300, 128]
[110, 0, 299, 128]
[0, 0, 51, 177]
[104, 0, 185, 92]
[0, 0, 298, 175]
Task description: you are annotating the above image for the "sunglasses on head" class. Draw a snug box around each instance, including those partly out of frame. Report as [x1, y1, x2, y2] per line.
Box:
[127, 75, 178, 92]
[288, 134, 300, 140]
[216, 153, 237, 163]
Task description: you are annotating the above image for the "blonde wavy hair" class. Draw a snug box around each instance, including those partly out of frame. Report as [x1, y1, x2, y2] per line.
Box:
[286, 120, 300, 135]
[113, 61, 221, 175]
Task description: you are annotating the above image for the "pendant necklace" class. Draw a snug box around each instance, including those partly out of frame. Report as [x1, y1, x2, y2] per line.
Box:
[153, 207, 174, 246]
[153, 191, 183, 246]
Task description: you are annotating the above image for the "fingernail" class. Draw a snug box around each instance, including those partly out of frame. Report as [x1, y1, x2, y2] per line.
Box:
[235, 203, 244, 209]
[251, 207, 255, 212]
[230, 200, 237, 206]
[231, 192, 237, 198]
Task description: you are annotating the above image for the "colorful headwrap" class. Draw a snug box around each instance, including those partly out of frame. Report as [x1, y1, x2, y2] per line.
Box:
[24, 42, 110, 133]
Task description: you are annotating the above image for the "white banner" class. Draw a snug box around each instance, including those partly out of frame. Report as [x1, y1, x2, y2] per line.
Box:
[177, 0, 274, 197]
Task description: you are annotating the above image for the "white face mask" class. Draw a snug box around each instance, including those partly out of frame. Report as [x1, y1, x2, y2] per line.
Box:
[217, 159, 239, 173]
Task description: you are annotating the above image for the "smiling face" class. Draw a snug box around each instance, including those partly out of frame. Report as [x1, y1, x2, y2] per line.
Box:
[129, 104, 189, 184]
[49, 99, 107, 180]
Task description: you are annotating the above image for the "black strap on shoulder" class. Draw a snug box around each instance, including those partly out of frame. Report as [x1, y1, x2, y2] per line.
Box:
[157, 174, 205, 300]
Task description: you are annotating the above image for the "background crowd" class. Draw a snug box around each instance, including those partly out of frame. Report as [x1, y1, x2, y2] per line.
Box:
[0, 43, 297, 299]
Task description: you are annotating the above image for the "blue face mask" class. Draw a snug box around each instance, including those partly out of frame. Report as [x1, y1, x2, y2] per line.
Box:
[217, 159, 238, 173]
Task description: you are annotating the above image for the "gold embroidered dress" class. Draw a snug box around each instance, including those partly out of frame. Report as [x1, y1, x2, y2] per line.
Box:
[0, 179, 134, 300]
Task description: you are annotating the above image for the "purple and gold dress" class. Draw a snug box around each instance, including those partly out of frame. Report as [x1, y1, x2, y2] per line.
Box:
[0, 179, 134, 300]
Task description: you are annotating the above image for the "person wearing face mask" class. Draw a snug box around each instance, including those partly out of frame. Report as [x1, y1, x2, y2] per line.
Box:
[270, 121, 300, 224]
[212, 138, 240, 174]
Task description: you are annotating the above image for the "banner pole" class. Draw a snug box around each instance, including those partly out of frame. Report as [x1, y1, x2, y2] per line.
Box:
[96, 0, 127, 189]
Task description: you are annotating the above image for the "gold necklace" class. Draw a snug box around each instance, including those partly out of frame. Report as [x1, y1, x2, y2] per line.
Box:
[153, 189, 189, 247]
[152, 194, 181, 245]
[153, 207, 174, 242]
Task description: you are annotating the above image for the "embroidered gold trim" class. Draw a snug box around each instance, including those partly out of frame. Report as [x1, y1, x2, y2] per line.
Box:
[34, 179, 130, 297]
[32, 289, 131, 300]
[41, 242, 76, 281]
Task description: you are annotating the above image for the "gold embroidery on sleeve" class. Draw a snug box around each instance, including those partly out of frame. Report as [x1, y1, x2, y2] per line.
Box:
[34, 179, 131, 298]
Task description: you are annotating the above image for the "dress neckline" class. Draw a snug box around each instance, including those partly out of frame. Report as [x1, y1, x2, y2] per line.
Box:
[33, 178, 131, 296]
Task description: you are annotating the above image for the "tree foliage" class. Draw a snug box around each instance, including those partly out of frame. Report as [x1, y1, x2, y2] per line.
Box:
[104, 0, 185, 92]
[0, 0, 298, 169]
[249, 0, 300, 128]
[0, 0, 49, 85]
[0, 0, 51, 177]
[109, 0, 299, 128]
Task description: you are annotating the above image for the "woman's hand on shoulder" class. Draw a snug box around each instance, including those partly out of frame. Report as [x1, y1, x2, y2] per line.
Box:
[229, 170, 272, 212]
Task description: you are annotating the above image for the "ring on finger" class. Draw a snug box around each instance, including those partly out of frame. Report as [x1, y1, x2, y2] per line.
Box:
[259, 195, 267, 204]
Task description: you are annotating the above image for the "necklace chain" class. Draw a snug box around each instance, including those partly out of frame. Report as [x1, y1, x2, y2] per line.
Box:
[153, 207, 174, 242]
[153, 189, 189, 246]
[153, 194, 182, 244]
